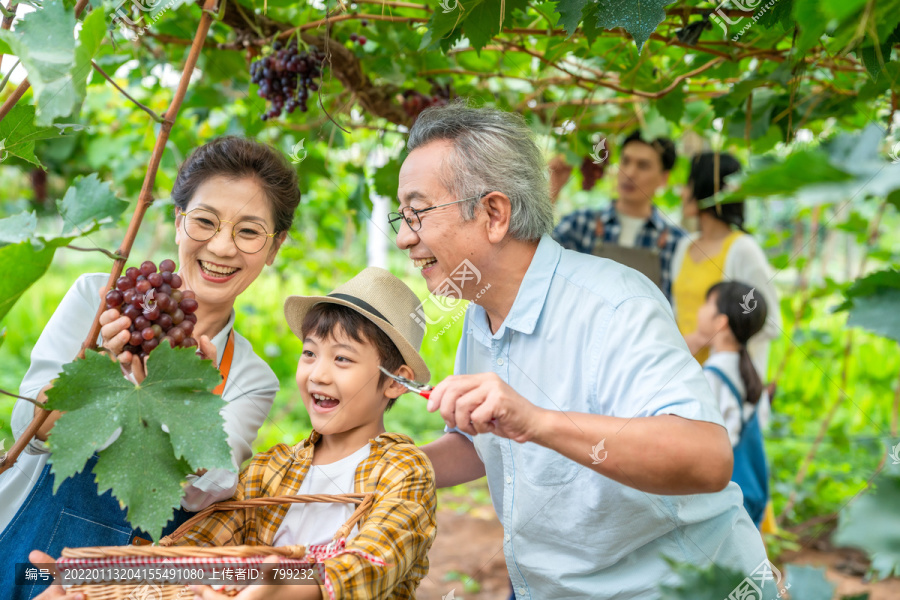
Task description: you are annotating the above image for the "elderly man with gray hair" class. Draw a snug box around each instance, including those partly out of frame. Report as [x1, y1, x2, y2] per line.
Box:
[388, 102, 775, 599]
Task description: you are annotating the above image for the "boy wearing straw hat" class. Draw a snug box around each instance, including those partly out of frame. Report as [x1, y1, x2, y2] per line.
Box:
[179, 267, 437, 600]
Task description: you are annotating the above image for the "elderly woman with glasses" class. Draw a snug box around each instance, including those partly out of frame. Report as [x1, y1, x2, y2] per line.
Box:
[0, 137, 301, 599]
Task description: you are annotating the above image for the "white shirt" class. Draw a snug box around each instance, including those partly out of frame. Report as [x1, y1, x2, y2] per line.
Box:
[703, 351, 756, 447]
[272, 444, 370, 547]
[615, 213, 645, 248]
[0, 273, 279, 531]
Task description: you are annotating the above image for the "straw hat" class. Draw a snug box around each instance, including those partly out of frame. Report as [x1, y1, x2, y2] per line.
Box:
[284, 267, 431, 383]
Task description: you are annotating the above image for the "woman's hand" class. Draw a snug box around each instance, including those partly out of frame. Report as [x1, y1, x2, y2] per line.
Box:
[197, 335, 218, 364]
[98, 286, 134, 364]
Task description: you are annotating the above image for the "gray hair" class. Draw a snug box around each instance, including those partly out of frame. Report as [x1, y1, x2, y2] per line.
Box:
[406, 101, 553, 242]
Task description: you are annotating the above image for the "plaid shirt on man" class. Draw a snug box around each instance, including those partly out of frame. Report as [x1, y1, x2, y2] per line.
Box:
[552, 203, 685, 302]
[175, 430, 436, 599]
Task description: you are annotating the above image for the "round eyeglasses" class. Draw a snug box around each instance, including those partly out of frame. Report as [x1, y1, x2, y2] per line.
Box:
[179, 209, 276, 254]
[387, 192, 490, 235]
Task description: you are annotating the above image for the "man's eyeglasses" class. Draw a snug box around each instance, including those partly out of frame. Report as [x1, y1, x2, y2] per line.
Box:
[179, 209, 276, 254]
[387, 192, 490, 235]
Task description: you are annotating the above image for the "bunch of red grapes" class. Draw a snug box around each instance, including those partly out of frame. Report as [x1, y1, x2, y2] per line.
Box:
[580, 155, 606, 191]
[250, 40, 325, 121]
[400, 80, 452, 121]
[104, 259, 199, 359]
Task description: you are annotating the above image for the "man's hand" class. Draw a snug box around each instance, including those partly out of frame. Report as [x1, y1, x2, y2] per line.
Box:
[29, 551, 84, 600]
[426, 373, 544, 442]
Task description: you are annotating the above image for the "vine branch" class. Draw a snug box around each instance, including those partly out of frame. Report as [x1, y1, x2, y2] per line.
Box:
[65, 244, 126, 260]
[91, 61, 165, 123]
[0, 387, 42, 409]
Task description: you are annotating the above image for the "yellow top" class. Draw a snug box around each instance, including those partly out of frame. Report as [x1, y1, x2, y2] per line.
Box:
[673, 230, 743, 364]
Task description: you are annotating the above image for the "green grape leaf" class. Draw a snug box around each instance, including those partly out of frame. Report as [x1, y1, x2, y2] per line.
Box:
[72, 8, 107, 104]
[725, 150, 854, 200]
[590, 0, 675, 52]
[658, 559, 779, 599]
[0, 211, 38, 245]
[845, 288, 900, 341]
[784, 564, 836, 600]
[0, 240, 60, 323]
[834, 471, 900, 579]
[0, 104, 60, 168]
[465, 0, 528, 52]
[655, 85, 686, 123]
[0, 0, 77, 125]
[887, 188, 900, 212]
[419, 0, 467, 51]
[372, 157, 402, 199]
[834, 268, 900, 340]
[554, 0, 590, 35]
[45, 343, 233, 540]
[56, 173, 128, 235]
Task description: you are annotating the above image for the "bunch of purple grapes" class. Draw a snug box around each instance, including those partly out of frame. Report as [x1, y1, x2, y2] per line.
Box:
[105, 259, 200, 359]
[400, 80, 452, 121]
[249, 40, 325, 121]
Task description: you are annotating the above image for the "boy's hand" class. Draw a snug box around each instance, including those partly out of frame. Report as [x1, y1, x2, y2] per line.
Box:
[427, 372, 543, 443]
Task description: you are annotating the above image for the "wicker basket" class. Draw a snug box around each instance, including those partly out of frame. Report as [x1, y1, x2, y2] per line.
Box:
[55, 492, 375, 600]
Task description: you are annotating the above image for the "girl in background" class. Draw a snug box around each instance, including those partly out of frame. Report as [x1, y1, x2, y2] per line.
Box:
[696, 280, 769, 526]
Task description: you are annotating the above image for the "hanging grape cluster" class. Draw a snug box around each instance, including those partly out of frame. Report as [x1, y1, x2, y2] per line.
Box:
[580, 156, 606, 191]
[250, 40, 326, 121]
[400, 80, 452, 121]
[105, 259, 199, 359]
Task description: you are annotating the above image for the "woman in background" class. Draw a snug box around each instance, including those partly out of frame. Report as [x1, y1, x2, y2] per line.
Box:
[671, 152, 781, 388]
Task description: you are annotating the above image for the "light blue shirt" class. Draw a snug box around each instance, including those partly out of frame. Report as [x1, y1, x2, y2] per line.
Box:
[451, 235, 770, 599]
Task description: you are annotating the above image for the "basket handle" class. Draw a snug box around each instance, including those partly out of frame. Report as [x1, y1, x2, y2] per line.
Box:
[160, 492, 375, 547]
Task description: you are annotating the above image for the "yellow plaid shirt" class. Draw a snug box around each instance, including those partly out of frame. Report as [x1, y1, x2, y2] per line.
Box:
[176, 430, 437, 599]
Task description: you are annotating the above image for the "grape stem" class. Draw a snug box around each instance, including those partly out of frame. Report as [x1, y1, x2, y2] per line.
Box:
[66, 244, 125, 261]
[0, 386, 42, 409]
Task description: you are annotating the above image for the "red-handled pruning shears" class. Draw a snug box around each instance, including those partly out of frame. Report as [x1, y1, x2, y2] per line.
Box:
[379, 366, 433, 399]
[381, 367, 499, 427]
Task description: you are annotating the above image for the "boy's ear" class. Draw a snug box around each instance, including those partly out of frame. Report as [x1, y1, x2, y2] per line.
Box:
[383, 364, 415, 400]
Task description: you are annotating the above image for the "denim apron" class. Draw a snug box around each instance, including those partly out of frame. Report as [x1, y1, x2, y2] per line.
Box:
[2, 331, 236, 599]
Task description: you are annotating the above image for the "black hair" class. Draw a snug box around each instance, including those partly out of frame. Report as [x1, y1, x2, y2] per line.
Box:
[300, 303, 406, 411]
[622, 129, 677, 171]
[688, 152, 745, 231]
[706, 281, 768, 405]
[172, 136, 301, 234]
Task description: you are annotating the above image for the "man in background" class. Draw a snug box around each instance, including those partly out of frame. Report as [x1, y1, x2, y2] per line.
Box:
[553, 130, 684, 302]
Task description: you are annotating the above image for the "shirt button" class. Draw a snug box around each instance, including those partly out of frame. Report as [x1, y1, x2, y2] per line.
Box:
[505, 533, 511, 542]
[497, 357, 504, 365]
[518, 588, 526, 596]
[506, 475, 512, 484]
